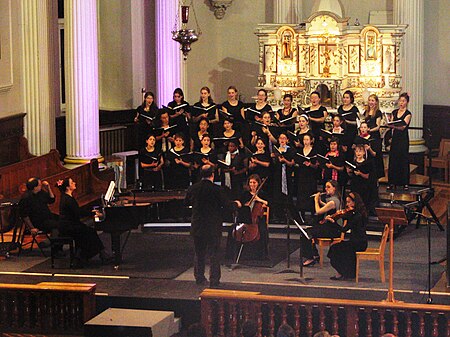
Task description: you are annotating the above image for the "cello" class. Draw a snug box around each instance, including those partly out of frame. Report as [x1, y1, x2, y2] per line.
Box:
[233, 177, 268, 243]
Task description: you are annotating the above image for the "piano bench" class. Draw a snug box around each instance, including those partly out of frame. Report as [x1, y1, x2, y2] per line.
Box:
[50, 237, 75, 268]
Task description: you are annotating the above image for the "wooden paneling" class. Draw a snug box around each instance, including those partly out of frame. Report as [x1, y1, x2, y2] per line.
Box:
[0, 113, 27, 167]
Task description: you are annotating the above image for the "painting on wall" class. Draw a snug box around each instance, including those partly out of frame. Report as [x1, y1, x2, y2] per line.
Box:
[264, 45, 277, 73]
[348, 45, 360, 74]
[318, 44, 338, 76]
[298, 44, 308, 73]
[365, 30, 377, 61]
[281, 30, 294, 60]
[382, 44, 396, 73]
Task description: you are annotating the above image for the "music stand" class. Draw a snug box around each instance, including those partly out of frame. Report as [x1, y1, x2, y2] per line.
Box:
[376, 207, 408, 302]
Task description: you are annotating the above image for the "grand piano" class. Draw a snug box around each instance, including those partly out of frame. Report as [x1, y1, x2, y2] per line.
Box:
[94, 190, 187, 268]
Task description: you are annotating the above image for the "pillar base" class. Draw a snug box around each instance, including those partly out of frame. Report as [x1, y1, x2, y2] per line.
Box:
[64, 155, 104, 166]
[409, 138, 427, 154]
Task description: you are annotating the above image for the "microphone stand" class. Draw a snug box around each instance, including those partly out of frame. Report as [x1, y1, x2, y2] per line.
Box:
[413, 211, 436, 304]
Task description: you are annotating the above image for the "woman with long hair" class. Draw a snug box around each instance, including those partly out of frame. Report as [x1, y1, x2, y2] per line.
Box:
[301, 180, 342, 267]
[364, 94, 385, 179]
[134, 91, 159, 148]
[167, 88, 190, 141]
[191, 86, 219, 135]
[327, 192, 368, 280]
[387, 92, 412, 190]
[139, 134, 164, 190]
[275, 94, 298, 132]
[338, 90, 360, 159]
[305, 91, 328, 154]
[246, 89, 273, 123]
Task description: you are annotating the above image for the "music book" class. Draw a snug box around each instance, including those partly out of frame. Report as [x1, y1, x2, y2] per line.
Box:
[340, 111, 355, 117]
[212, 136, 238, 142]
[316, 153, 331, 165]
[191, 151, 210, 163]
[156, 124, 178, 132]
[353, 136, 373, 145]
[278, 115, 297, 124]
[192, 104, 216, 111]
[295, 153, 316, 164]
[219, 109, 233, 118]
[139, 114, 154, 121]
[345, 161, 357, 170]
[143, 153, 159, 163]
[165, 103, 188, 111]
[217, 160, 232, 169]
[293, 219, 310, 240]
[320, 129, 345, 140]
[286, 130, 298, 143]
[245, 107, 262, 115]
[387, 119, 406, 126]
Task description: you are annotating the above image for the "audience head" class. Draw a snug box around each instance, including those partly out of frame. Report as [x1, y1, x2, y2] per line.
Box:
[277, 323, 295, 337]
[26, 177, 41, 192]
[186, 322, 207, 337]
[200, 165, 214, 180]
[241, 320, 258, 337]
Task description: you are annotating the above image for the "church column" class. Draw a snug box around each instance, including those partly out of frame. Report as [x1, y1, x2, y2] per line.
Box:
[394, 0, 425, 152]
[156, 0, 182, 106]
[21, 0, 60, 155]
[131, 0, 146, 107]
[64, 0, 102, 164]
[273, 0, 303, 23]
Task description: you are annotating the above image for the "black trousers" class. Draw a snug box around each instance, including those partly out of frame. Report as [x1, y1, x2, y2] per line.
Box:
[193, 235, 221, 284]
[300, 222, 341, 259]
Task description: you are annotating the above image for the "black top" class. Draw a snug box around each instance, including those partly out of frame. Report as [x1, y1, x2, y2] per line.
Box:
[249, 151, 272, 179]
[185, 179, 236, 237]
[305, 106, 327, 137]
[365, 110, 382, 139]
[342, 211, 368, 244]
[139, 147, 163, 169]
[191, 101, 217, 122]
[136, 104, 159, 126]
[167, 100, 190, 128]
[221, 100, 245, 123]
[19, 190, 55, 225]
[338, 105, 359, 146]
[59, 193, 83, 226]
[246, 103, 272, 122]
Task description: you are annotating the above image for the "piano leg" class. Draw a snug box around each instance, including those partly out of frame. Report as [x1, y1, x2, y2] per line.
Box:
[111, 232, 122, 268]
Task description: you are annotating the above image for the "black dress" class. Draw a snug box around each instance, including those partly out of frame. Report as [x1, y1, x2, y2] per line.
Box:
[59, 193, 104, 260]
[221, 100, 248, 143]
[135, 105, 159, 149]
[338, 105, 359, 160]
[348, 158, 376, 210]
[276, 107, 298, 132]
[305, 106, 328, 154]
[167, 100, 190, 140]
[220, 151, 247, 199]
[164, 147, 191, 189]
[296, 146, 318, 213]
[271, 146, 295, 219]
[226, 190, 270, 261]
[139, 147, 163, 190]
[191, 101, 217, 136]
[327, 211, 368, 278]
[365, 110, 385, 179]
[214, 130, 243, 155]
[246, 103, 273, 122]
[388, 109, 411, 186]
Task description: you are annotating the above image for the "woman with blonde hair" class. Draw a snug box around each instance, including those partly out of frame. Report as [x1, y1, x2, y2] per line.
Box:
[363, 94, 384, 179]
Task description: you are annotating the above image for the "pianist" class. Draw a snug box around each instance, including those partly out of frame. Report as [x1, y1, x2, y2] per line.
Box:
[56, 178, 112, 267]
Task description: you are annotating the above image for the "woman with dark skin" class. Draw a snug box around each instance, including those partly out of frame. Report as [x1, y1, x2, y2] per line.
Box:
[57, 178, 111, 267]
[327, 192, 368, 280]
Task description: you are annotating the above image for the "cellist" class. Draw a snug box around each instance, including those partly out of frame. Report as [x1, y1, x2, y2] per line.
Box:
[232, 174, 270, 260]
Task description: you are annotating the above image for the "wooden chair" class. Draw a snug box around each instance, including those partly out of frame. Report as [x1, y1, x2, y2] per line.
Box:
[313, 231, 345, 268]
[424, 138, 450, 183]
[356, 224, 389, 283]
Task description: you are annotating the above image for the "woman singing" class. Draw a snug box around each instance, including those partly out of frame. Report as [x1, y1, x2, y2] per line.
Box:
[301, 180, 342, 267]
[190, 117, 211, 152]
[328, 192, 368, 280]
[191, 133, 217, 183]
[338, 90, 360, 157]
[57, 178, 111, 267]
[248, 138, 272, 183]
[221, 86, 247, 143]
[364, 94, 385, 179]
[296, 133, 319, 217]
[294, 114, 311, 148]
[220, 140, 248, 199]
[321, 137, 345, 187]
[191, 87, 219, 135]
[164, 133, 191, 190]
[134, 91, 159, 148]
[246, 89, 273, 123]
[215, 118, 244, 155]
[305, 91, 328, 154]
[275, 94, 298, 132]
[167, 88, 190, 140]
[139, 134, 164, 190]
[387, 92, 412, 190]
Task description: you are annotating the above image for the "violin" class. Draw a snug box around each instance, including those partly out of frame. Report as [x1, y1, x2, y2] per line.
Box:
[319, 208, 353, 225]
[233, 177, 268, 243]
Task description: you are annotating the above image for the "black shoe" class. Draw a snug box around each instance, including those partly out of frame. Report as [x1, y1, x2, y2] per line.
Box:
[196, 278, 207, 286]
[209, 281, 221, 288]
[330, 275, 344, 280]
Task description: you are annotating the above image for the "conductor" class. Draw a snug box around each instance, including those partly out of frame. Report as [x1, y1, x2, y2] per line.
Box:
[185, 165, 238, 287]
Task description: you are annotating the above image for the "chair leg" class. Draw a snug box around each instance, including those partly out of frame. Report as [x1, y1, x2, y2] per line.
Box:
[355, 257, 359, 283]
[319, 243, 324, 268]
[379, 258, 385, 283]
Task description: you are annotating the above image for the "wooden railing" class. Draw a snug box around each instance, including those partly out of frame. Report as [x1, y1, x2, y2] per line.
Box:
[0, 282, 96, 335]
[201, 289, 450, 337]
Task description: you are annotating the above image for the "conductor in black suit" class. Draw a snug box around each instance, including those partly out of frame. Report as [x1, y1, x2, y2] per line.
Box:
[185, 165, 238, 287]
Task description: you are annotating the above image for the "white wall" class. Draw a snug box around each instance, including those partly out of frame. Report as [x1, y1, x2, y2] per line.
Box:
[423, 0, 450, 106]
[0, 0, 23, 118]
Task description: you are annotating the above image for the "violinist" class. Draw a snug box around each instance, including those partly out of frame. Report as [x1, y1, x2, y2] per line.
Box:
[233, 174, 270, 260]
[301, 180, 342, 267]
[327, 192, 368, 280]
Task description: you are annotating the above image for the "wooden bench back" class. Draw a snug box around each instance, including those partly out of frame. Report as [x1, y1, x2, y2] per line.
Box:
[0, 150, 67, 200]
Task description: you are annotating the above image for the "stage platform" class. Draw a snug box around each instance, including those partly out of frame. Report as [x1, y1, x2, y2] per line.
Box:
[0, 222, 448, 331]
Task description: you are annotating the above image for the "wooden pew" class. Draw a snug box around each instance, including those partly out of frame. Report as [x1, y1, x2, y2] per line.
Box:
[0, 149, 68, 200]
[201, 289, 450, 337]
[0, 149, 114, 214]
[0, 282, 96, 335]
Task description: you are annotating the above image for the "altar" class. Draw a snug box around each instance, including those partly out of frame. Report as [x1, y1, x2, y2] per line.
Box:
[255, 11, 407, 113]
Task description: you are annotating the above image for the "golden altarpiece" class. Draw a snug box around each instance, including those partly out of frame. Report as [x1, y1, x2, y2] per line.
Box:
[255, 11, 407, 115]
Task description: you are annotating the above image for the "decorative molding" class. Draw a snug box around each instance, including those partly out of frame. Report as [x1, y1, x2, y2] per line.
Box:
[208, 0, 233, 20]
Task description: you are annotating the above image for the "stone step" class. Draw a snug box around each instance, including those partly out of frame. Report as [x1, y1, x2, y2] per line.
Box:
[84, 308, 180, 337]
